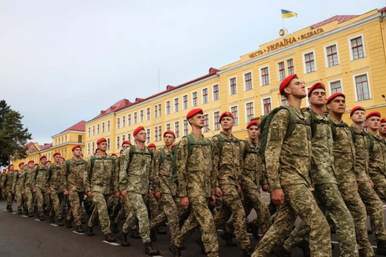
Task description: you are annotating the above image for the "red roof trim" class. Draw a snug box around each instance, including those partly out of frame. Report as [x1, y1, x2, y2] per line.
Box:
[310, 15, 358, 29]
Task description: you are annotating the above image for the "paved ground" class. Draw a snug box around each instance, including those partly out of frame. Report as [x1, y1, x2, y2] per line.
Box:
[0, 201, 385, 257]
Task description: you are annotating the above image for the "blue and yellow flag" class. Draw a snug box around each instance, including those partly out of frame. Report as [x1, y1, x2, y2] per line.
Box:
[281, 9, 298, 19]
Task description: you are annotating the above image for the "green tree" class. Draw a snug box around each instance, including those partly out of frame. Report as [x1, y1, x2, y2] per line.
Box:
[0, 100, 31, 166]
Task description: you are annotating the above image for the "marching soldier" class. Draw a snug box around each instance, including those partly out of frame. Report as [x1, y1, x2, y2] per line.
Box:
[14, 162, 27, 215]
[380, 118, 386, 140]
[5, 164, 16, 212]
[47, 153, 66, 225]
[24, 160, 36, 217]
[34, 156, 50, 221]
[327, 92, 374, 257]
[252, 75, 331, 257]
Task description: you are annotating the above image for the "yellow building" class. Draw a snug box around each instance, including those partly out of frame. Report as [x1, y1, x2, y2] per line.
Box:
[84, 7, 386, 157]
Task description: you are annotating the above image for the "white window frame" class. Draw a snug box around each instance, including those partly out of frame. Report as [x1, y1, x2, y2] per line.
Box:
[212, 110, 221, 131]
[324, 42, 340, 68]
[327, 79, 344, 94]
[202, 88, 209, 104]
[192, 91, 198, 107]
[243, 71, 253, 91]
[229, 105, 239, 126]
[245, 101, 255, 122]
[261, 96, 273, 115]
[348, 34, 366, 61]
[259, 66, 270, 86]
[303, 50, 317, 74]
[277, 60, 286, 81]
[352, 72, 372, 101]
[212, 84, 220, 101]
[229, 77, 237, 95]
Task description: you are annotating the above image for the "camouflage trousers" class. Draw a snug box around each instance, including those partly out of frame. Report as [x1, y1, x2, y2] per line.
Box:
[122, 192, 151, 243]
[151, 193, 180, 246]
[369, 173, 386, 202]
[214, 183, 251, 250]
[15, 188, 24, 211]
[175, 194, 219, 257]
[35, 187, 47, 214]
[68, 191, 85, 226]
[6, 189, 13, 207]
[338, 180, 374, 257]
[24, 187, 34, 214]
[147, 192, 162, 221]
[251, 183, 331, 257]
[358, 179, 386, 241]
[50, 191, 63, 220]
[283, 183, 358, 257]
[88, 192, 111, 235]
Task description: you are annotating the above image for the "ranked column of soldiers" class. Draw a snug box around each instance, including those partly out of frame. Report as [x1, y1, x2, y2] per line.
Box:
[1, 74, 386, 257]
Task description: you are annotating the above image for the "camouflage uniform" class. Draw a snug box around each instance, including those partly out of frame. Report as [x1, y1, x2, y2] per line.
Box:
[240, 139, 271, 235]
[85, 154, 116, 235]
[0, 172, 6, 200]
[367, 132, 386, 202]
[65, 157, 87, 227]
[175, 133, 219, 257]
[120, 144, 154, 243]
[252, 107, 331, 257]
[34, 163, 49, 216]
[330, 117, 374, 257]
[5, 171, 16, 210]
[48, 162, 66, 221]
[24, 166, 36, 215]
[151, 146, 181, 246]
[284, 109, 357, 257]
[15, 168, 26, 213]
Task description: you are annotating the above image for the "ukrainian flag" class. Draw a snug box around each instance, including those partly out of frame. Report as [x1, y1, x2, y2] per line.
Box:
[281, 9, 298, 19]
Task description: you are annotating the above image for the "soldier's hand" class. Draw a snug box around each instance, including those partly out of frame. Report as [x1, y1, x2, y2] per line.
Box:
[64, 190, 69, 195]
[86, 191, 93, 197]
[121, 190, 128, 197]
[213, 187, 222, 198]
[153, 191, 161, 200]
[369, 180, 374, 188]
[180, 197, 189, 208]
[114, 191, 120, 197]
[262, 184, 269, 192]
[271, 188, 284, 206]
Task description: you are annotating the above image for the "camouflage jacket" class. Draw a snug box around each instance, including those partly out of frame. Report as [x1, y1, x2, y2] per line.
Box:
[48, 163, 66, 192]
[15, 169, 26, 192]
[35, 164, 49, 190]
[154, 146, 177, 195]
[85, 154, 116, 194]
[24, 167, 36, 189]
[0, 172, 6, 190]
[119, 144, 154, 194]
[368, 132, 386, 178]
[304, 108, 337, 185]
[264, 107, 312, 190]
[350, 125, 371, 182]
[65, 158, 87, 192]
[212, 132, 242, 186]
[176, 133, 218, 198]
[5, 172, 16, 191]
[240, 139, 265, 189]
[329, 117, 357, 185]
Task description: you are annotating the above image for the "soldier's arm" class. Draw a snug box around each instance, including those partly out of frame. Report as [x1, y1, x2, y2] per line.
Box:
[84, 159, 92, 193]
[64, 161, 69, 191]
[239, 140, 247, 181]
[211, 136, 220, 181]
[152, 150, 161, 192]
[118, 147, 131, 192]
[264, 109, 289, 191]
[177, 138, 188, 198]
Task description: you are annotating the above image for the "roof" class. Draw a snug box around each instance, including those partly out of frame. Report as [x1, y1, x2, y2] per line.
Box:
[58, 120, 86, 134]
[310, 15, 358, 29]
[91, 99, 132, 120]
[39, 143, 52, 151]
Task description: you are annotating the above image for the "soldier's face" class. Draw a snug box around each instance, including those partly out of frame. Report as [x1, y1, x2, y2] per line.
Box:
[136, 130, 146, 143]
[73, 148, 82, 157]
[248, 125, 260, 140]
[286, 78, 306, 98]
[366, 116, 380, 130]
[40, 158, 47, 165]
[98, 142, 108, 151]
[221, 116, 234, 130]
[351, 110, 365, 123]
[309, 89, 326, 106]
[190, 114, 204, 128]
[122, 143, 130, 149]
[380, 123, 386, 135]
[54, 155, 61, 163]
[164, 134, 175, 146]
[328, 96, 346, 114]
[28, 163, 34, 168]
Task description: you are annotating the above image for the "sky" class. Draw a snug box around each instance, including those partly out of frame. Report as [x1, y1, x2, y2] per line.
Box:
[1, 0, 385, 143]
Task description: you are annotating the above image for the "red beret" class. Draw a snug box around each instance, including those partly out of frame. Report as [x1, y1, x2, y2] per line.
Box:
[350, 106, 365, 117]
[18, 162, 24, 167]
[163, 130, 176, 138]
[219, 111, 234, 122]
[279, 74, 298, 95]
[366, 111, 381, 120]
[186, 108, 203, 120]
[111, 153, 117, 157]
[380, 118, 386, 124]
[28, 160, 34, 164]
[39, 155, 47, 161]
[53, 152, 61, 158]
[148, 143, 156, 149]
[133, 126, 145, 137]
[307, 82, 326, 97]
[96, 137, 107, 145]
[246, 119, 260, 129]
[72, 145, 81, 151]
[121, 140, 131, 146]
[326, 92, 345, 104]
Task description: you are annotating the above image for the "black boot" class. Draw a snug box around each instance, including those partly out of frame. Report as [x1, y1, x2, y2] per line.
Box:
[86, 226, 95, 236]
[111, 222, 119, 234]
[75, 225, 85, 234]
[377, 239, 386, 255]
[38, 213, 45, 221]
[119, 232, 130, 247]
[65, 219, 72, 228]
[150, 228, 157, 242]
[17, 209, 22, 215]
[130, 228, 140, 239]
[28, 212, 34, 218]
[56, 218, 64, 226]
[272, 245, 291, 257]
[104, 233, 116, 243]
[222, 232, 236, 247]
[242, 247, 253, 257]
[169, 244, 181, 257]
[144, 242, 160, 256]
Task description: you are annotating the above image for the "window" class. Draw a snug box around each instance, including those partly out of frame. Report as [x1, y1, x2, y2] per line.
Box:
[166, 101, 171, 115]
[214, 111, 220, 130]
[229, 77, 237, 95]
[155, 127, 158, 142]
[260, 67, 270, 86]
[128, 114, 131, 126]
[88, 127, 91, 137]
[287, 58, 294, 75]
[244, 72, 252, 91]
[202, 88, 208, 104]
[122, 135, 125, 141]
[304, 52, 316, 73]
[350, 36, 365, 60]
[88, 143, 90, 155]
[158, 126, 162, 142]
[174, 98, 179, 112]
[154, 105, 158, 118]
[127, 134, 131, 142]
[102, 122, 105, 133]
[117, 136, 120, 149]
[107, 121, 110, 132]
[146, 129, 150, 144]
[78, 135, 82, 143]
[184, 120, 189, 136]
[245, 102, 254, 121]
[263, 97, 272, 115]
[230, 106, 239, 125]
[122, 116, 126, 127]
[330, 80, 342, 93]
[354, 74, 370, 101]
[166, 123, 171, 130]
[213, 84, 219, 101]
[117, 118, 120, 129]
[203, 114, 209, 133]
[146, 108, 150, 121]
[183, 95, 188, 110]
[134, 112, 137, 124]
[192, 92, 198, 106]
[97, 124, 100, 134]
[92, 142, 95, 153]
[326, 44, 339, 67]
[107, 138, 110, 150]
[175, 121, 180, 138]
[278, 61, 285, 81]
[92, 126, 95, 136]
[158, 104, 162, 117]
[140, 110, 144, 122]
